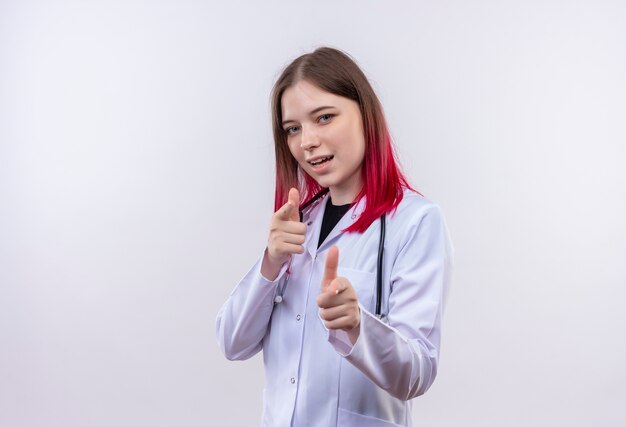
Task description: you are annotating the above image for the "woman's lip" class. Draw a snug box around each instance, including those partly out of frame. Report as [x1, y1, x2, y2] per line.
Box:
[307, 155, 333, 165]
[309, 157, 333, 173]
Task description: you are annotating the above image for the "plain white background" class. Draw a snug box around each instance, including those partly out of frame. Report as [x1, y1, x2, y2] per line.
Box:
[1, 1, 625, 426]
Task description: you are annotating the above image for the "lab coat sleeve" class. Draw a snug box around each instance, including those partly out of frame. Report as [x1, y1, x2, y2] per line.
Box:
[327, 204, 453, 400]
[216, 250, 288, 361]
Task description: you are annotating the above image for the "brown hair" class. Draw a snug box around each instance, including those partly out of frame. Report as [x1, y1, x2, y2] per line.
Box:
[270, 47, 412, 233]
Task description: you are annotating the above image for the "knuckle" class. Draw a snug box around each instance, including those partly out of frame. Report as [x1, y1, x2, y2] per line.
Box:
[269, 236, 280, 247]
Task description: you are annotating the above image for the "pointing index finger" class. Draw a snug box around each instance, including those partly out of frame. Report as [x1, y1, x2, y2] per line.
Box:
[279, 187, 300, 222]
[278, 188, 301, 221]
[322, 246, 339, 291]
[287, 188, 300, 221]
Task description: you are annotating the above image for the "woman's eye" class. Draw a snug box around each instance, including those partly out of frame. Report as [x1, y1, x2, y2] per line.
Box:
[285, 126, 299, 135]
[319, 114, 333, 123]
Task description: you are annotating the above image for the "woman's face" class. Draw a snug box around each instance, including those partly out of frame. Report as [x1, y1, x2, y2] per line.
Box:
[281, 80, 366, 205]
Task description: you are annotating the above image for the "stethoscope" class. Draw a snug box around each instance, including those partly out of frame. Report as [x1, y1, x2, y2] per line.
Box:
[273, 189, 387, 321]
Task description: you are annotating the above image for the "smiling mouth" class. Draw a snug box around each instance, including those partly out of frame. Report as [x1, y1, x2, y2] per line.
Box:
[308, 155, 334, 166]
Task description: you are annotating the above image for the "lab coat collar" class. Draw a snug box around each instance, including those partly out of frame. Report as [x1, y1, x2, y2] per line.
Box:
[303, 194, 367, 257]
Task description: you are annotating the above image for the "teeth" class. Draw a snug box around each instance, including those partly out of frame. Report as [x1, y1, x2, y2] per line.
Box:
[310, 156, 333, 165]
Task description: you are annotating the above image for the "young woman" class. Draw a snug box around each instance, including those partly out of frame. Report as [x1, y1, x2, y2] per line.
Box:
[216, 47, 453, 427]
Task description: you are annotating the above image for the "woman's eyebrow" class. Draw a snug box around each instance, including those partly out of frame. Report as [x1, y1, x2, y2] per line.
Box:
[282, 105, 336, 126]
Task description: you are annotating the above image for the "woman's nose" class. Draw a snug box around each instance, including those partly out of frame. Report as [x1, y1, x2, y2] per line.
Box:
[300, 126, 321, 150]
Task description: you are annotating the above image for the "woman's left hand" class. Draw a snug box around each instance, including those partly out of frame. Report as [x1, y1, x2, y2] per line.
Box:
[317, 246, 361, 344]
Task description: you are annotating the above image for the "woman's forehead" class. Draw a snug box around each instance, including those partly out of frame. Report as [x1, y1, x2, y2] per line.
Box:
[281, 80, 346, 119]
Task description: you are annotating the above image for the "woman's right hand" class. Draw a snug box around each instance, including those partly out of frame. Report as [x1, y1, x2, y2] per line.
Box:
[261, 188, 307, 280]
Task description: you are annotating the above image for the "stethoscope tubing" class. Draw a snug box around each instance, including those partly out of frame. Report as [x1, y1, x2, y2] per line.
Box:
[275, 190, 387, 320]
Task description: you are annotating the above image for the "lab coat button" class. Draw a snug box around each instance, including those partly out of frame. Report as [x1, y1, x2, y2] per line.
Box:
[296, 314, 301, 321]
[290, 377, 296, 384]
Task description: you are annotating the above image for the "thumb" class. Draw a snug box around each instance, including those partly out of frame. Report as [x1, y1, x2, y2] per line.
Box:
[322, 246, 339, 291]
[287, 187, 300, 222]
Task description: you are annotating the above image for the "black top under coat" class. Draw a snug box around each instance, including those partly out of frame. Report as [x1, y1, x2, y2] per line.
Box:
[317, 199, 352, 248]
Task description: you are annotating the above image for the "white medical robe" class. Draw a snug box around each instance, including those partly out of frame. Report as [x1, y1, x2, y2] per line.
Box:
[216, 189, 453, 426]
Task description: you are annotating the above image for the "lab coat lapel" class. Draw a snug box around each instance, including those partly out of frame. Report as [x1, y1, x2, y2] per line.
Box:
[303, 194, 328, 258]
[316, 196, 367, 253]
